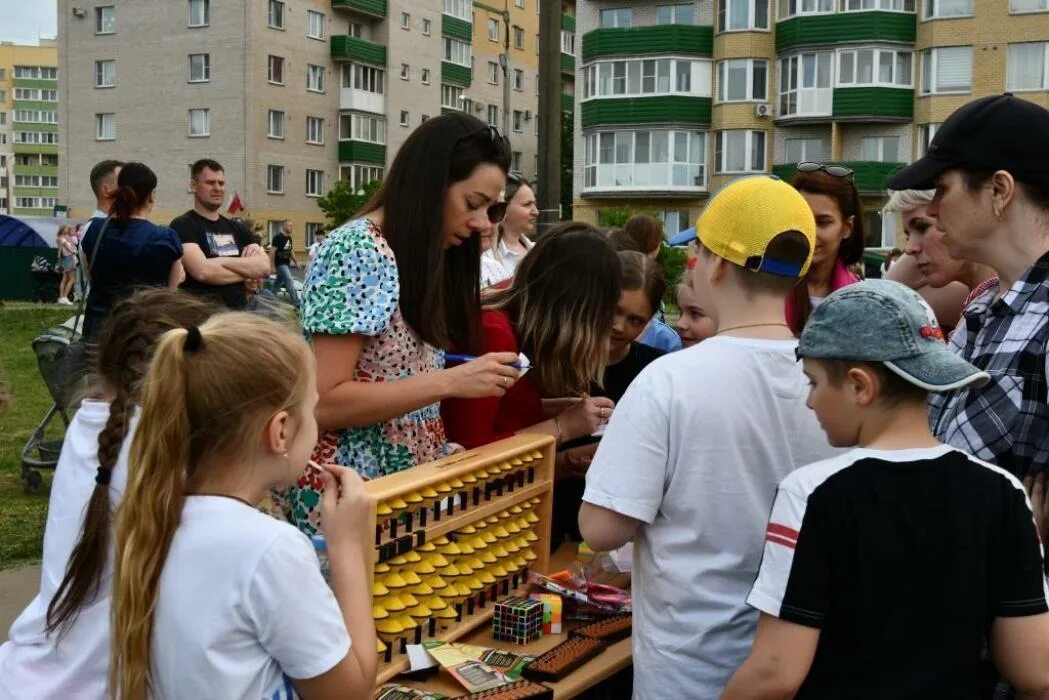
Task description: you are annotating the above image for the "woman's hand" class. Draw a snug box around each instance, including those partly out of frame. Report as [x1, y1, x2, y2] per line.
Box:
[557, 397, 615, 441]
[1023, 471, 1049, 547]
[319, 464, 370, 551]
[444, 352, 521, 399]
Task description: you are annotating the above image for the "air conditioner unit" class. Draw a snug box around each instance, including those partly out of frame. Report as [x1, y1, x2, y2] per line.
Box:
[72, 6, 87, 17]
[754, 103, 771, 118]
[524, 110, 533, 121]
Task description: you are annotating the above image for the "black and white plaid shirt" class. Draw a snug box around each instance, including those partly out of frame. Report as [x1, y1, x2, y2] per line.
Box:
[930, 252, 1049, 481]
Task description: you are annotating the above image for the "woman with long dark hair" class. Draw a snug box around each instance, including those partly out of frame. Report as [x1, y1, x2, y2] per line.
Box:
[282, 113, 520, 534]
[79, 162, 185, 339]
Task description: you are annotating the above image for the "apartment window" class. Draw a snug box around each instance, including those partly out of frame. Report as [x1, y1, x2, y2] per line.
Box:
[0, 111, 5, 123]
[838, 48, 912, 87]
[1007, 42, 1049, 91]
[95, 60, 116, 88]
[843, 0, 914, 8]
[268, 110, 285, 138]
[306, 116, 324, 144]
[307, 64, 326, 92]
[715, 130, 766, 172]
[306, 170, 325, 197]
[0, 69, 5, 80]
[486, 61, 499, 84]
[188, 108, 210, 137]
[441, 84, 464, 108]
[348, 22, 363, 37]
[718, 0, 769, 31]
[189, 0, 209, 26]
[583, 58, 713, 99]
[189, 53, 210, 82]
[307, 10, 325, 39]
[918, 123, 940, 155]
[717, 59, 767, 101]
[513, 26, 524, 50]
[583, 129, 707, 190]
[443, 38, 471, 66]
[516, 0, 525, 7]
[778, 52, 832, 116]
[268, 55, 285, 84]
[1011, 0, 1049, 11]
[600, 8, 633, 27]
[513, 110, 523, 132]
[921, 46, 972, 94]
[657, 4, 695, 24]
[340, 165, 384, 189]
[561, 31, 575, 55]
[400, 110, 410, 127]
[924, 0, 973, 18]
[96, 6, 115, 34]
[444, 0, 472, 20]
[488, 18, 500, 41]
[340, 113, 386, 143]
[267, 165, 285, 193]
[861, 135, 900, 162]
[423, 19, 432, 34]
[779, 0, 833, 17]
[785, 137, 827, 163]
[511, 151, 523, 171]
[13, 110, 58, 124]
[401, 12, 411, 29]
[487, 104, 499, 126]
[401, 63, 411, 80]
[268, 0, 285, 28]
[513, 69, 524, 90]
[348, 64, 384, 93]
[95, 113, 115, 141]
[421, 68, 431, 84]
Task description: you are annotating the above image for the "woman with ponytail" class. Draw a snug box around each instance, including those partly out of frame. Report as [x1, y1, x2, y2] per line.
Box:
[0, 289, 215, 700]
[111, 313, 376, 700]
[80, 162, 185, 340]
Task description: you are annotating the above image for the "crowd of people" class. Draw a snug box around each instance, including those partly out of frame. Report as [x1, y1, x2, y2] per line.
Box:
[1, 94, 1049, 699]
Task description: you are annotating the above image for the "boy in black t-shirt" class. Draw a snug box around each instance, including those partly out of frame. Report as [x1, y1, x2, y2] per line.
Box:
[724, 279, 1049, 699]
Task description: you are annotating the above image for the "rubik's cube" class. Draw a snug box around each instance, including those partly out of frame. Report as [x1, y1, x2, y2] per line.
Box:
[493, 596, 543, 644]
[529, 593, 563, 635]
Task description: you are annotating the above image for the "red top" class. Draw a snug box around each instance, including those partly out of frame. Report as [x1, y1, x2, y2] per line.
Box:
[441, 308, 546, 449]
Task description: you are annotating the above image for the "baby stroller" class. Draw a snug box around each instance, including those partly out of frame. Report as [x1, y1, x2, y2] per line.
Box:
[20, 316, 85, 493]
[29, 255, 61, 303]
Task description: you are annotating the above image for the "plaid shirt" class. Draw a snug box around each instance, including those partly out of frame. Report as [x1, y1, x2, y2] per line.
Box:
[930, 253, 1049, 480]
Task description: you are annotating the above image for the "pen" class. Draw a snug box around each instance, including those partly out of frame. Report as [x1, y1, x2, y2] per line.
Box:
[445, 353, 529, 370]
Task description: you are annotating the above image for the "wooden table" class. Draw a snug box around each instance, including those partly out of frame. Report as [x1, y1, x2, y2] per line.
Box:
[393, 544, 633, 698]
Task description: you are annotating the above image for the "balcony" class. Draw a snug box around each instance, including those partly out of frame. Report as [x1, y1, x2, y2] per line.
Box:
[581, 96, 712, 129]
[340, 88, 385, 114]
[582, 25, 713, 62]
[562, 93, 575, 112]
[771, 160, 906, 193]
[441, 62, 471, 86]
[330, 35, 386, 66]
[331, 0, 386, 18]
[833, 87, 913, 121]
[775, 11, 916, 52]
[338, 140, 386, 165]
[562, 13, 576, 33]
[442, 14, 472, 41]
[562, 54, 575, 75]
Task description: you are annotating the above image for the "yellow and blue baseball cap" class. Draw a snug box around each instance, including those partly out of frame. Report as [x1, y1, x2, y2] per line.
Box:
[696, 175, 816, 278]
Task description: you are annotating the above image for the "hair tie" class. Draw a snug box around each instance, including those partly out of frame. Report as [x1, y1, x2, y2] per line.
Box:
[95, 467, 113, 486]
[184, 326, 203, 353]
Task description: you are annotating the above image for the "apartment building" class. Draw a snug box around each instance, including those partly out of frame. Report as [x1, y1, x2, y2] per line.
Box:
[0, 41, 59, 217]
[572, 0, 1049, 246]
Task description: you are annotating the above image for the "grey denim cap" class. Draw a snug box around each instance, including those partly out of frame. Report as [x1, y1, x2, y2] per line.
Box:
[797, 279, 990, 392]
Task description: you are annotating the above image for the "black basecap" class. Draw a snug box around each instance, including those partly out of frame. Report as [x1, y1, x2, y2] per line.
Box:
[886, 94, 1049, 191]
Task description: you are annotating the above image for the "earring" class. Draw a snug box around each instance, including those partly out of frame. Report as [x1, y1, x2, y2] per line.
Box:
[993, 205, 1002, 220]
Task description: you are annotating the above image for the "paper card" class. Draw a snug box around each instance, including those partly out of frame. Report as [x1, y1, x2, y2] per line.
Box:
[407, 644, 439, 672]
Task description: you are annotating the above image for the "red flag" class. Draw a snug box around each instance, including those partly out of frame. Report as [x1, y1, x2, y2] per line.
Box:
[228, 192, 244, 214]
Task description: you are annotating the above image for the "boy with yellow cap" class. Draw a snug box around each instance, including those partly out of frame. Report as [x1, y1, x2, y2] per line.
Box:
[579, 176, 840, 699]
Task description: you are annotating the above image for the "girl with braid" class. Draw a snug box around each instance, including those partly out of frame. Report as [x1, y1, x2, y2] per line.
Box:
[0, 289, 216, 699]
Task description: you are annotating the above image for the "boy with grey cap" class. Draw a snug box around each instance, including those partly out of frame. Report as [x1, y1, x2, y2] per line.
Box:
[724, 280, 1049, 699]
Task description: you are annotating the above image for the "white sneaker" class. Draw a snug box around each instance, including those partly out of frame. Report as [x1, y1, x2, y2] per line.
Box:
[57, 297, 72, 305]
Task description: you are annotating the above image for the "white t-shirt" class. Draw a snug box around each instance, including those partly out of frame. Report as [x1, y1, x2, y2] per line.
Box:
[0, 400, 134, 700]
[482, 235, 533, 278]
[480, 254, 509, 289]
[150, 496, 350, 699]
[583, 337, 838, 700]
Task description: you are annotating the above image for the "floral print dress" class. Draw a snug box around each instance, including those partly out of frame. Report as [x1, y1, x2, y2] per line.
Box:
[277, 217, 450, 533]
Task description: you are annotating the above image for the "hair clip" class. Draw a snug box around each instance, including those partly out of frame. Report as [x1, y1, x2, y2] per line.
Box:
[95, 466, 113, 486]
[184, 326, 203, 352]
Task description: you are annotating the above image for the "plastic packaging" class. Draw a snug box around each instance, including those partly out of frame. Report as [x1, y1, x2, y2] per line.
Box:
[312, 534, 331, 583]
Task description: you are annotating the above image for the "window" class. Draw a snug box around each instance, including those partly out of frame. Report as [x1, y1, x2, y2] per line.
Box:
[488, 18, 500, 41]
[401, 12, 411, 29]
[443, 38, 471, 66]
[15, 197, 57, 210]
[267, 165, 285, 194]
[516, 0, 525, 7]
[513, 69, 524, 90]
[268, 55, 285, 84]
[657, 4, 695, 24]
[421, 68, 431, 84]
[189, 0, 209, 26]
[340, 113, 386, 143]
[306, 170, 325, 197]
[513, 26, 524, 50]
[340, 165, 384, 190]
[921, 46, 972, 94]
[599, 8, 633, 27]
[1007, 42, 1049, 91]
[306, 116, 324, 144]
[1011, 0, 1049, 11]
[444, 0, 472, 20]
[715, 130, 766, 172]
[779, 0, 833, 17]
[918, 123, 939, 155]
[717, 59, 767, 101]
[487, 61, 500, 84]
[861, 135, 900, 161]
[837, 48, 912, 86]
[511, 151, 523, 171]
[95, 113, 115, 140]
[785, 138, 827, 163]
[561, 31, 575, 55]
[583, 129, 708, 190]
[424, 19, 432, 34]
[268, 110, 285, 139]
[96, 6, 115, 34]
[13, 65, 55, 80]
[400, 110, 410, 127]
[513, 110, 523, 132]
[348, 22, 362, 37]
[95, 60, 116, 88]
[487, 104, 499, 126]
[843, 0, 914, 8]
[441, 84, 464, 108]
[305, 223, 323, 246]
[13, 110, 58, 124]
[778, 51, 832, 116]
[401, 63, 411, 80]
[189, 53, 210, 82]
[188, 108, 210, 137]
[924, 0, 972, 17]
[307, 64, 325, 92]
[307, 10, 325, 39]
[348, 64, 384, 93]
[268, 0, 285, 28]
[718, 0, 770, 31]
[583, 58, 713, 99]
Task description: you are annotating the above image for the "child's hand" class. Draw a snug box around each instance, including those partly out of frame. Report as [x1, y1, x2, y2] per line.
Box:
[559, 397, 615, 440]
[319, 464, 370, 551]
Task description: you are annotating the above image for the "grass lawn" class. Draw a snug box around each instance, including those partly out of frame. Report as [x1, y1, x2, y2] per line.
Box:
[0, 303, 75, 569]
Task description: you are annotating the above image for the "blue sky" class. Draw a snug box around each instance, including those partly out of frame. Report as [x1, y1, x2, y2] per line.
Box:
[0, 0, 57, 44]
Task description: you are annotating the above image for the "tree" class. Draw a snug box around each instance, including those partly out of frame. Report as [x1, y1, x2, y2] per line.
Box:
[316, 178, 382, 229]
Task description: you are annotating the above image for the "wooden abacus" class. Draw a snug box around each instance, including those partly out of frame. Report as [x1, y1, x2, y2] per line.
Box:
[366, 434, 556, 684]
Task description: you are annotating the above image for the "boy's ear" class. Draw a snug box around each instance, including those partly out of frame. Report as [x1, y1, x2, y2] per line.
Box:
[846, 366, 878, 407]
[709, 255, 728, 287]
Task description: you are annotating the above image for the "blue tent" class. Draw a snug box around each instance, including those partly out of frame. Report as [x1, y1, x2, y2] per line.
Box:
[0, 215, 85, 300]
[669, 226, 696, 247]
[0, 215, 51, 248]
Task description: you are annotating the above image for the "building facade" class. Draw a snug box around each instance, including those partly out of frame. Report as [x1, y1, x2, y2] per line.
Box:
[572, 0, 1049, 246]
[0, 41, 59, 217]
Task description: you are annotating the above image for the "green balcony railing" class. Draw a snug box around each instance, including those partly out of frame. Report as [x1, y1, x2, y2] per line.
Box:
[331, 0, 387, 17]
[582, 24, 713, 62]
[562, 93, 575, 112]
[775, 11, 916, 52]
[833, 87, 913, 120]
[441, 61, 472, 86]
[562, 13, 576, 33]
[330, 35, 387, 65]
[772, 160, 906, 193]
[581, 96, 712, 129]
[442, 14, 473, 42]
[338, 140, 386, 165]
[561, 53, 576, 74]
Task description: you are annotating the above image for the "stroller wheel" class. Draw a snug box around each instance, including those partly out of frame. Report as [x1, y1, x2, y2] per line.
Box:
[22, 469, 43, 495]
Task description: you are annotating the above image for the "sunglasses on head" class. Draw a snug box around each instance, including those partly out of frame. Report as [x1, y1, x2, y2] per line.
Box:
[797, 162, 855, 180]
[487, 201, 507, 224]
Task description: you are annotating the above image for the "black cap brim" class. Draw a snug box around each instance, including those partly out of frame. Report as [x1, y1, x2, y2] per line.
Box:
[885, 153, 953, 191]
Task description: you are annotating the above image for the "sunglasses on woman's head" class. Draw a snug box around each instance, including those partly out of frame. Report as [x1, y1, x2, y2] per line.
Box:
[797, 162, 855, 180]
[487, 201, 508, 224]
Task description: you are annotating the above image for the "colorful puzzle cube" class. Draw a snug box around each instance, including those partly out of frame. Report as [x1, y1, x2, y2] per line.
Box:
[492, 596, 543, 644]
[529, 593, 563, 635]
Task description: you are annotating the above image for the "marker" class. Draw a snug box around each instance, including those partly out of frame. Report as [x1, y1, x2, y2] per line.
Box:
[445, 353, 530, 370]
